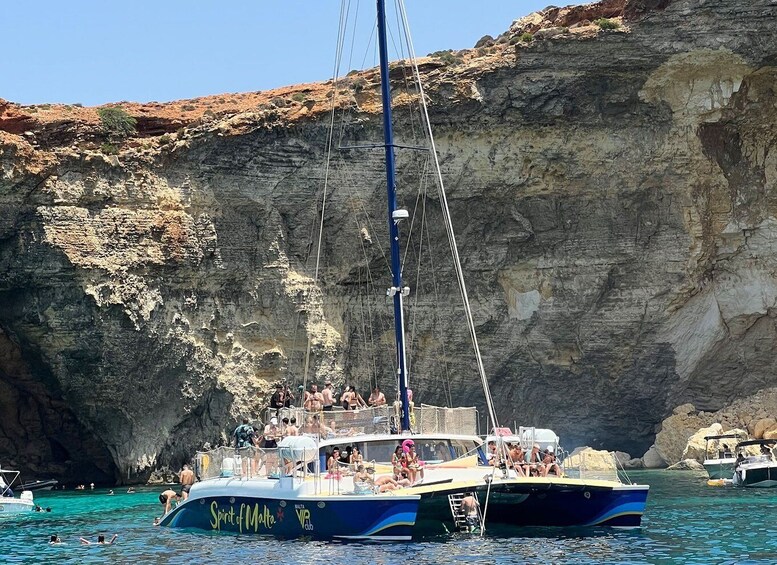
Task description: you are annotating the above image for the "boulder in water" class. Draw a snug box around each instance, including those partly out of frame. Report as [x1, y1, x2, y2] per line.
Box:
[642, 445, 666, 468]
[681, 423, 723, 462]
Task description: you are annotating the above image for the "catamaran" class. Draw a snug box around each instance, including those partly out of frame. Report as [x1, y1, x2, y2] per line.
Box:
[161, 0, 649, 538]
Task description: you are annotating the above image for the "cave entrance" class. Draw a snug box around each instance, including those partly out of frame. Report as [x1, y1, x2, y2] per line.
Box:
[0, 328, 117, 486]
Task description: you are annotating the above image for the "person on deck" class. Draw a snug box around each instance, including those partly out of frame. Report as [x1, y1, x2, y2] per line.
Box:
[542, 448, 561, 477]
[321, 381, 335, 411]
[179, 464, 195, 500]
[340, 386, 354, 410]
[508, 443, 528, 477]
[527, 444, 545, 476]
[405, 443, 424, 484]
[305, 384, 324, 412]
[269, 384, 285, 412]
[263, 418, 280, 449]
[233, 418, 255, 450]
[368, 386, 386, 407]
[327, 447, 342, 474]
[159, 489, 180, 517]
[353, 464, 374, 493]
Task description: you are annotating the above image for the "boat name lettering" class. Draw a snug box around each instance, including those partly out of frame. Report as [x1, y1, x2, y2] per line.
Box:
[295, 507, 314, 531]
[209, 501, 276, 532]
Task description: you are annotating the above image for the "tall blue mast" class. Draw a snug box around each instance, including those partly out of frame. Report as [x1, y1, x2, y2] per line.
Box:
[376, 0, 410, 432]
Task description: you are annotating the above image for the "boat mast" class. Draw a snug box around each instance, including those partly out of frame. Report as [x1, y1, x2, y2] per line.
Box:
[376, 0, 411, 432]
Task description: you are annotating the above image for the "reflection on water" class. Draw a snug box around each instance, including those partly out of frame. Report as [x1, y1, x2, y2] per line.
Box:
[4, 471, 777, 564]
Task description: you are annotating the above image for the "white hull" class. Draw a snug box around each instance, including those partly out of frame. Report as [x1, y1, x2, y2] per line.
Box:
[703, 459, 736, 480]
[0, 497, 35, 514]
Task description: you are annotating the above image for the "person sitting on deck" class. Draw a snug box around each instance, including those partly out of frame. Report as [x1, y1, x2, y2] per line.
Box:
[542, 448, 561, 477]
[327, 447, 342, 475]
[508, 443, 528, 477]
[353, 464, 374, 493]
[405, 443, 424, 484]
[392, 445, 406, 474]
[350, 446, 363, 470]
[527, 444, 545, 476]
[392, 465, 412, 487]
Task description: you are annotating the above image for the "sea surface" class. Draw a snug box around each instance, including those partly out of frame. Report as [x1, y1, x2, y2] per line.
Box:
[2, 470, 776, 564]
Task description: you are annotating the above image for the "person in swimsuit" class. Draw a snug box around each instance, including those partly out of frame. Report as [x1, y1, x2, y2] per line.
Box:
[80, 534, 118, 545]
[341, 386, 354, 410]
[179, 464, 195, 500]
[405, 444, 424, 484]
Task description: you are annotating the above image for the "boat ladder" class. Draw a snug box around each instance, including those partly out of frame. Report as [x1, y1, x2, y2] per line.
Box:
[447, 492, 482, 532]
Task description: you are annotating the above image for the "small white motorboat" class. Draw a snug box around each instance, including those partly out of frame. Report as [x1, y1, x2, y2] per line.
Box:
[733, 439, 777, 488]
[0, 467, 35, 514]
[703, 432, 745, 480]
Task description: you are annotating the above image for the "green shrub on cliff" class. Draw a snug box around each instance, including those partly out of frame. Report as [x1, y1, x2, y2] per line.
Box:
[100, 142, 119, 155]
[518, 32, 534, 43]
[429, 50, 463, 65]
[97, 106, 137, 139]
[595, 18, 620, 30]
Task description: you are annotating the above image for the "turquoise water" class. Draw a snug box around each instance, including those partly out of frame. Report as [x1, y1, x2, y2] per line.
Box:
[3, 471, 776, 564]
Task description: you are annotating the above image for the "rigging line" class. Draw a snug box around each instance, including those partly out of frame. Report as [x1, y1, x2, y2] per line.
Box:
[418, 159, 453, 407]
[338, 0, 363, 148]
[335, 152, 390, 389]
[352, 216, 373, 389]
[404, 154, 431, 375]
[393, 0, 422, 144]
[404, 176, 424, 376]
[336, 1, 354, 164]
[332, 151, 391, 273]
[420, 159, 453, 407]
[304, 0, 350, 390]
[426, 211, 454, 408]
[398, 0, 500, 431]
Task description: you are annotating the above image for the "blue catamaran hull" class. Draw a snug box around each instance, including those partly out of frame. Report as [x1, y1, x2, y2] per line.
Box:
[160, 494, 419, 540]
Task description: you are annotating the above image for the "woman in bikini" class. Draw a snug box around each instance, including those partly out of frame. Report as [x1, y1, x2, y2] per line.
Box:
[405, 444, 424, 484]
[327, 447, 342, 475]
[350, 446, 363, 470]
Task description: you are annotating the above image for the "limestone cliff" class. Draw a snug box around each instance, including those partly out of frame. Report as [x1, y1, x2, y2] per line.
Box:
[2, 0, 777, 483]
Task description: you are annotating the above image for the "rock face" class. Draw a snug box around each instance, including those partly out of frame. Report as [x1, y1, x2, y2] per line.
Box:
[3, 0, 777, 482]
[681, 423, 724, 463]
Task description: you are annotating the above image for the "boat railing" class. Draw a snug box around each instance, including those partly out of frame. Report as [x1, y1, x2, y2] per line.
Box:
[562, 450, 621, 483]
[194, 446, 289, 481]
[262, 403, 478, 437]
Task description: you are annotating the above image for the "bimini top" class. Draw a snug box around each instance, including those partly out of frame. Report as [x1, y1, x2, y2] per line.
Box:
[736, 439, 777, 448]
[704, 433, 747, 441]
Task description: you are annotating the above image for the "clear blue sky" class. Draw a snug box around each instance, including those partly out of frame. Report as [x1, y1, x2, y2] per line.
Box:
[1, 1, 553, 106]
